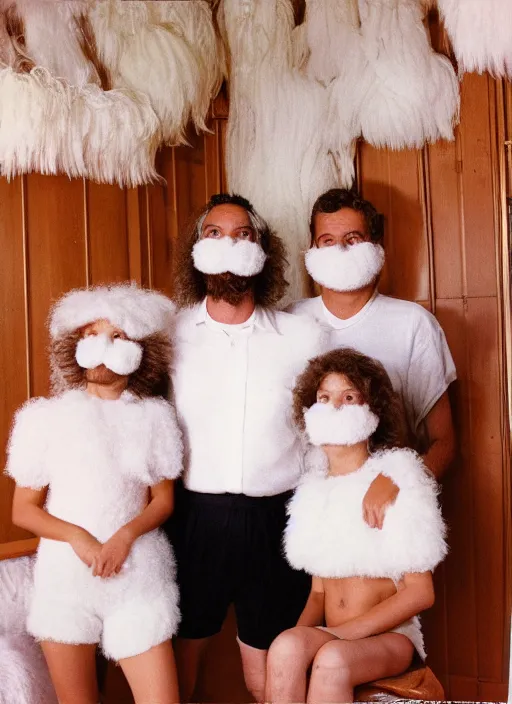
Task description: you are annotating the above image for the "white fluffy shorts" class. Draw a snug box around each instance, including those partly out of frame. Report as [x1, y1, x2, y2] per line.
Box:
[27, 531, 180, 661]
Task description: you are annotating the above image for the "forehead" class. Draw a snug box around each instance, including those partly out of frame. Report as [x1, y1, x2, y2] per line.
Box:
[314, 208, 367, 237]
[203, 204, 252, 227]
[82, 319, 122, 333]
[318, 372, 358, 392]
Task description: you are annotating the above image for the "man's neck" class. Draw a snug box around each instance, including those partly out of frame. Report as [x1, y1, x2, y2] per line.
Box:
[86, 379, 128, 400]
[323, 442, 370, 477]
[206, 293, 256, 324]
[321, 284, 376, 321]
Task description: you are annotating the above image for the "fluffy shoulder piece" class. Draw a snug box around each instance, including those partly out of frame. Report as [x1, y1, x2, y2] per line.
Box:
[271, 308, 330, 358]
[145, 397, 183, 484]
[49, 283, 175, 340]
[5, 398, 52, 490]
[285, 448, 447, 580]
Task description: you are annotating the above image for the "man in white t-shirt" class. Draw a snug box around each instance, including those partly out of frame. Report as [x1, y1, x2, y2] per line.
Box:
[166, 194, 327, 702]
[289, 188, 456, 525]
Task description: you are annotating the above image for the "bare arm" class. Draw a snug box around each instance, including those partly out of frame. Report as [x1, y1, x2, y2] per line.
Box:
[297, 577, 325, 627]
[93, 479, 174, 578]
[422, 392, 456, 480]
[12, 486, 102, 567]
[318, 572, 434, 640]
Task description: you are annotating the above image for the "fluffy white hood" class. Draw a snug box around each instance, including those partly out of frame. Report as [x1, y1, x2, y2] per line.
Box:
[49, 283, 175, 340]
[285, 448, 447, 581]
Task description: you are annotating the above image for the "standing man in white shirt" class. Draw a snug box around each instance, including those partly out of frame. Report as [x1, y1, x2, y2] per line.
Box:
[167, 193, 326, 702]
[289, 188, 456, 526]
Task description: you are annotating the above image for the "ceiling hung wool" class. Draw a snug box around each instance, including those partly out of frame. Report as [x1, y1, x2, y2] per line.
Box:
[437, 0, 512, 77]
[219, 0, 338, 303]
[0, 0, 222, 186]
[88, 0, 223, 145]
[357, 0, 459, 149]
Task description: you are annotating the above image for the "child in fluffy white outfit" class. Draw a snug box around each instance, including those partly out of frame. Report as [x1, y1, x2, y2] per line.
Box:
[5, 284, 182, 704]
[266, 348, 447, 704]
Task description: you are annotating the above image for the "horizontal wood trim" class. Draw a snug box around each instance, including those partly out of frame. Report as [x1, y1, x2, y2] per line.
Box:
[0, 538, 39, 560]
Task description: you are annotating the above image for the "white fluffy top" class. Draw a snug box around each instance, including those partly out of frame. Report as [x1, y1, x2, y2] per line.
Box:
[285, 448, 447, 581]
[0, 557, 34, 636]
[49, 284, 175, 340]
[6, 390, 183, 542]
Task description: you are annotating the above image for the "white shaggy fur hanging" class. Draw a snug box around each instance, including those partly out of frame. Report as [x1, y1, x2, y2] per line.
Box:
[6, 390, 183, 660]
[87, 0, 222, 145]
[301, 0, 362, 186]
[357, 0, 460, 149]
[284, 448, 447, 581]
[0, 66, 161, 185]
[50, 284, 176, 341]
[0, 557, 58, 704]
[10, 0, 100, 86]
[219, 0, 338, 305]
[437, 0, 512, 77]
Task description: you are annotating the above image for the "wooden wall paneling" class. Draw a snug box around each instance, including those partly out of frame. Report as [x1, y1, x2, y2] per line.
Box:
[147, 149, 176, 298]
[358, 147, 430, 303]
[458, 75, 498, 298]
[0, 176, 31, 545]
[24, 174, 87, 397]
[86, 182, 130, 285]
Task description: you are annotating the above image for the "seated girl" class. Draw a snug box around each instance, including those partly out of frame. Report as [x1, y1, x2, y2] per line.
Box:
[266, 348, 447, 704]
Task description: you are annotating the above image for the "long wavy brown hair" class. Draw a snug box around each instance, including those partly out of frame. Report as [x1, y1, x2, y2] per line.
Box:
[293, 348, 406, 452]
[172, 193, 288, 308]
[50, 330, 172, 399]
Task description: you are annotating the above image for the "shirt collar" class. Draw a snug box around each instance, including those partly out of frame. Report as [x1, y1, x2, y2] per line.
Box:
[193, 298, 280, 334]
[321, 289, 379, 330]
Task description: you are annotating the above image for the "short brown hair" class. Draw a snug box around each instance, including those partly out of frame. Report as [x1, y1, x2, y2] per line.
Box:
[172, 193, 288, 308]
[310, 188, 384, 244]
[293, 348, 405, 452]
[50, 330, 172, 399]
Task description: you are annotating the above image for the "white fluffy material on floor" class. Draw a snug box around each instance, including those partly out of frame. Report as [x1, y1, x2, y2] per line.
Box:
[12, 0, 100, 86]
[0, 636, 58, 704]
[0, 557, 58, 704]
[285, 448, 447, 581]
[358, 0, 460, 149]
[0, 66, 160, 185]
[50, 284, 176, 341]
[219, 0, 338, 304]
[88, 0, 222, 144]
[438, 0, 512, 77]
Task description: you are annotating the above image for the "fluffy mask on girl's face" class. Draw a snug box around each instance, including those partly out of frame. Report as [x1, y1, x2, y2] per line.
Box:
[75, 334, 143, 376]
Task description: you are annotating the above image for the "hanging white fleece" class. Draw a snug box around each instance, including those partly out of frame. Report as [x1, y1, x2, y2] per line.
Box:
[285, 447, 447, 582]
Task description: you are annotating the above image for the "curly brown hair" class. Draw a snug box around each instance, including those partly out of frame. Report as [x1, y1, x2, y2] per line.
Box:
[50, 330, 172, 399]
[293, 348, 406, 452]
[172, 193, 288, 308]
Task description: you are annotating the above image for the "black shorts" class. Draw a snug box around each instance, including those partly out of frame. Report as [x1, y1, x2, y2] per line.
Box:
[166, 484, 311, 650]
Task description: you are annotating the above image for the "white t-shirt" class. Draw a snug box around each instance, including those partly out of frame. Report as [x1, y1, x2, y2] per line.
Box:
[288, 293, 456, 439]
[172, 299, 327, 496]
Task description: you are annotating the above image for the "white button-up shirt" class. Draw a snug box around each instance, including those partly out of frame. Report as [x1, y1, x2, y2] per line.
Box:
[172, 299, 326, 496]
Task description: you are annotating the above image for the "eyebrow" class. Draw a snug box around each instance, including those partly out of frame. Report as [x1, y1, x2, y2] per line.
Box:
[203, 223, 254, 230]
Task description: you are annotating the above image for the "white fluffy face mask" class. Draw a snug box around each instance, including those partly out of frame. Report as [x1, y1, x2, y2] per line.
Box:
[304, 402, 380, 447]
[192, 236, 267, 277]
[305, 242, 385, 292]
[75, 334, 143, 376]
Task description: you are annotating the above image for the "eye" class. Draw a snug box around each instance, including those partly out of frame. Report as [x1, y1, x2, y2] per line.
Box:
[318, 237, 334, 248]
[317, 394, 329, 404]
[84, 331, 96, 338]
[205, 228, 221, 238]
[346, 234, 363, 246]
[239, 229, 252, 240]
[112, 332, 120, 339]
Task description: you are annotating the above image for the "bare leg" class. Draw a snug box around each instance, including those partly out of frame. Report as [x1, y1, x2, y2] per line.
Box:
[238, 639, 268, 702]
[265, 627, 338, 703]
[173, 636, 210, 703]
[307, 633, 414, 704]
[119, 640, 178, 704]
[41, 641, 98, 704]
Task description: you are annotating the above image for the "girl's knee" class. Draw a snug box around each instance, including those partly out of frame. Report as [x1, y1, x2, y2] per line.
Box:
[268, 627, 310, 663]
[312, 641, 352, 685]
